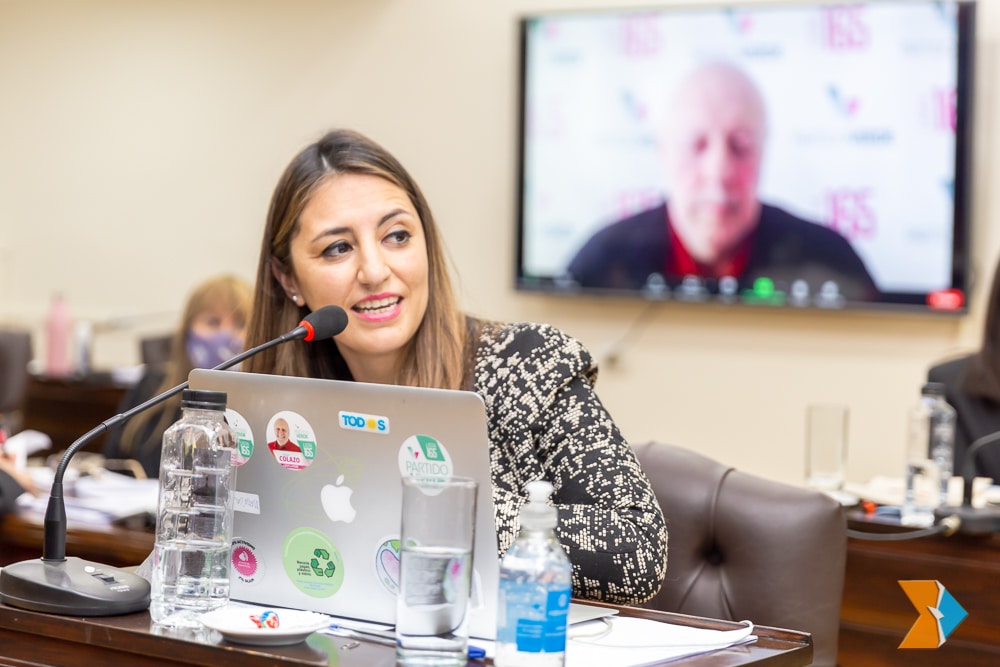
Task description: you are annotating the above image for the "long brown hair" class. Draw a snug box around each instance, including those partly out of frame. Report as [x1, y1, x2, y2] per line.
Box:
[119, 274, 252, 456]
[963, 255, 1000, 401]
[244, 129, 470, 389]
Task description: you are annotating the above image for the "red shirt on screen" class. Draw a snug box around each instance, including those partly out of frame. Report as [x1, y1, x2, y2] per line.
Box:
[666, 209, 754, 279]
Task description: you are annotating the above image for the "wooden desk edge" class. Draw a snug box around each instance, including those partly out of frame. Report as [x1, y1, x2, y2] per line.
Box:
[0, 599, 813, 667]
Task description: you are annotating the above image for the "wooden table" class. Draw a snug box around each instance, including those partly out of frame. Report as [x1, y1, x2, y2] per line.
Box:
[839, 513, 1000, 666]
[0, 513, 811, 665]
[0, 601, 811, 667]
[22, 373, 129, 456]
[0, 511, 153, 568]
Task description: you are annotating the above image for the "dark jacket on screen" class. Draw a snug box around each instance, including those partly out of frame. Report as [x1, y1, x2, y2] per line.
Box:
[567, 202, 879, 302]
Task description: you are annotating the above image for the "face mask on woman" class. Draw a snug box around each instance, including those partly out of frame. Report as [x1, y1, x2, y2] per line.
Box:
[185, 329, 242, 369]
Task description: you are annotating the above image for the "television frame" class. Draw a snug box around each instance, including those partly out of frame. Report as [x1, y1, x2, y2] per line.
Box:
[513, 0, 977, 315]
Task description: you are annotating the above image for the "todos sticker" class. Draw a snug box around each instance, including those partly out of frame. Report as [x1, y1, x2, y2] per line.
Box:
[397, 434, 453, 483]
[266, 411, 317, 471]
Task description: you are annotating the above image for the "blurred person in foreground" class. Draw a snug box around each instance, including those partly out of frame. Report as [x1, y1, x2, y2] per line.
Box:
[243, 128, 667, 604]
[104, 274, 252, 478]
[929, 254, 1000, 482]
[0, 450, 35, 516]
[567, 61, 879, 302]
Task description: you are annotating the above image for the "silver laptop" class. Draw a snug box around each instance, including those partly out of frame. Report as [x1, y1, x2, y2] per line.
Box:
[188, 368, 500, 639]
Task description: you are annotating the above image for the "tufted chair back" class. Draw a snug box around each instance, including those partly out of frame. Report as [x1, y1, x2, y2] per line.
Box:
[633, 441, 846, 667]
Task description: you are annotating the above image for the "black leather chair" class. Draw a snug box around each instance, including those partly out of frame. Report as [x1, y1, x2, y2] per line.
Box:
[139, 333, 173, 366]
[633, 441, 846, 667]
[0, 328, 33, 434]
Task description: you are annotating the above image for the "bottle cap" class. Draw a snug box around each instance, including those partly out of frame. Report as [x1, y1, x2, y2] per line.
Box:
[921, 382, 946, 397]
[520, 479, 557, 531]
[181, 389, 227, 411]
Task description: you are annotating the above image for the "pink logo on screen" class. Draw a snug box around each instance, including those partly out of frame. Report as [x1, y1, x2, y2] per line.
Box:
[824, 188, 877, 242]
[620, 14, 660, 57]
[931, 88, 957, 132]
[828, 86, 860, 117]
[724, 8, 754, 34]
[821, 6, 870, 51]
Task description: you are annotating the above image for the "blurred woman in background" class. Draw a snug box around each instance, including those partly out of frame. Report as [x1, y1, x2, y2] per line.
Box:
[929, 254, 1000, 482]
[104, 274, 252, 478]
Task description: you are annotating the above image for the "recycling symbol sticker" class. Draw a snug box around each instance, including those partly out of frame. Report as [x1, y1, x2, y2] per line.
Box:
[282, 527, 345, 598]
[310, 548, 337, 578]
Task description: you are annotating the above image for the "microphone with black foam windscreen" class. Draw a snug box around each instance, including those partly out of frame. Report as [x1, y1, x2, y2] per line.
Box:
[0, 305, 348, 616]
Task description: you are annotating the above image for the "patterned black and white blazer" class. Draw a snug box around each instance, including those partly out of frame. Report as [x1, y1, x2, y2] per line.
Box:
[471, 321, 668, 605]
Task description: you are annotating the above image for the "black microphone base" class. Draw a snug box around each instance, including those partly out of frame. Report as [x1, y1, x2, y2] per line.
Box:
[0, 556, 151, 616]
[935, 506, 1000, 536]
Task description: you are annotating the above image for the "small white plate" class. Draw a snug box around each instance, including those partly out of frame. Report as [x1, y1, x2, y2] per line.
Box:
[200, 605, 332, 646]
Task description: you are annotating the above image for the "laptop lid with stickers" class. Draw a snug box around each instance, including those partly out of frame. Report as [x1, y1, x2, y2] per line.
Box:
[188, 368, 500, 639]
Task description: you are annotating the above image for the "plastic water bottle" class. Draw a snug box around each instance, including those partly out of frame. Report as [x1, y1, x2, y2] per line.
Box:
[925, 383, 956, 506]
[495, 480, 573, 667]
[902, 382, 955, 526]
[45, 293, 72, 377]
[150, 389, 237, 627]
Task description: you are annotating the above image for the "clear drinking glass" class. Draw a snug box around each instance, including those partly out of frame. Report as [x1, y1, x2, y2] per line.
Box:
[805, 404, 849, 499]
[396, 476, 478, 666]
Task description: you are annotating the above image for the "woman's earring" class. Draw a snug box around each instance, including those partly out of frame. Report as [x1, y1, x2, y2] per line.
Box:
[291, 294, 299, 304]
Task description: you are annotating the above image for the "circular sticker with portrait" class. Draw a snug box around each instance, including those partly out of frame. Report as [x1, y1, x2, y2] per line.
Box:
[225, 408, 254, 467]
[266, 411, 317, 471]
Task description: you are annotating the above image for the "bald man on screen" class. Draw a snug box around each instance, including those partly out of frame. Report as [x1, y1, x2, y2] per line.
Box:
[567, 61, 879, 302]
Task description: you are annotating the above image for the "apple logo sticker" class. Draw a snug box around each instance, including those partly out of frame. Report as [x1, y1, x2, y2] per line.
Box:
[321, 474, 357, 523]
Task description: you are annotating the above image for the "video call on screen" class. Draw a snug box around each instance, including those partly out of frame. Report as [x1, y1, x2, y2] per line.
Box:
[516, 1, 973, 313]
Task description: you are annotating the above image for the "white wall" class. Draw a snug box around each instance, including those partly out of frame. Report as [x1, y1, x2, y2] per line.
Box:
[1, 0, 998, 487]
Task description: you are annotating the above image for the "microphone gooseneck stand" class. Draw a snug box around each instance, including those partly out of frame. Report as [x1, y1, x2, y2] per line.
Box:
[0, 306, 348, 616]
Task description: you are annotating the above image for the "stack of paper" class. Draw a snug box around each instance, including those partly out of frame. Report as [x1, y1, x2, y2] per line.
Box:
[17, 468, 158, 525]
[565, 617, 756, 667]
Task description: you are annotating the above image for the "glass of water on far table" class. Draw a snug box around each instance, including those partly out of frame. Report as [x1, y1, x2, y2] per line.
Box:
[396, 475, 478, 666]
[805, 404, 856, 504]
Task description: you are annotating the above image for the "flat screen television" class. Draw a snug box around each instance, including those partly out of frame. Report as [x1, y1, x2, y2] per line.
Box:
[515, 0, 975, 313]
